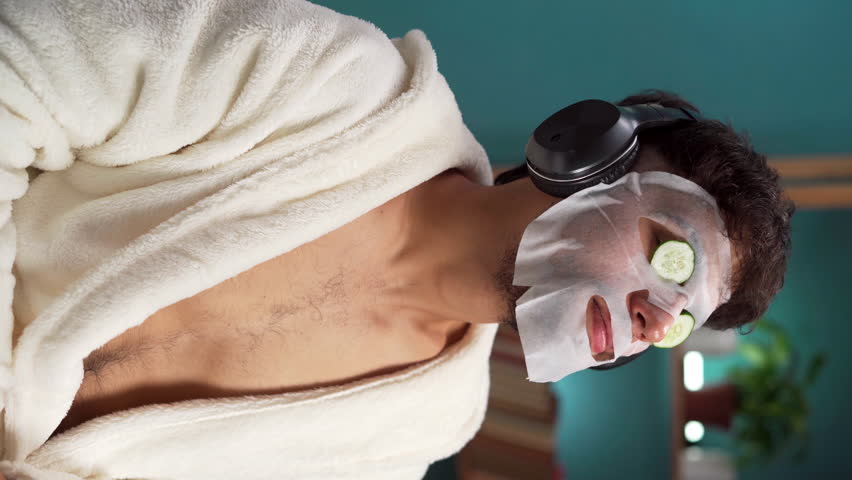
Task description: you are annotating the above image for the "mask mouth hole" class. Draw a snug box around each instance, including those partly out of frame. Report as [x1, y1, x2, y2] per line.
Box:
[588, 295, 615, 362]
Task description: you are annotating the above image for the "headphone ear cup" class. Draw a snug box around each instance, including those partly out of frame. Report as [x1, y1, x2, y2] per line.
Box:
[530, 145, 640, 197]
[596, 146, 639, 185]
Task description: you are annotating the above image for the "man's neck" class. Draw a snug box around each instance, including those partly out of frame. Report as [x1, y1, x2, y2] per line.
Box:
[379, 169, 560, 329]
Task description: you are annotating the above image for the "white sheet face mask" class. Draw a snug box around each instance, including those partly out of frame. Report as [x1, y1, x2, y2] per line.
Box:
[513, 171, 733, 382]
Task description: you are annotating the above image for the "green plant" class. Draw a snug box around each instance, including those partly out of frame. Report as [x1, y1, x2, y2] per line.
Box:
[726, 318, 827, 469]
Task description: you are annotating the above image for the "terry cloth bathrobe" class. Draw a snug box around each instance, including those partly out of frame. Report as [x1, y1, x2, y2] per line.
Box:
[0, 0, 498, 478]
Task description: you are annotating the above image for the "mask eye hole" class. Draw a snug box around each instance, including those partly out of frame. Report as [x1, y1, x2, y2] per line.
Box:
[639, 216, 688, 263]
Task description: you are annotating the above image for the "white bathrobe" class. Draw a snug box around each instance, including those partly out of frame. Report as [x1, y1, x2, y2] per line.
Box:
[0, 1, 498, 478]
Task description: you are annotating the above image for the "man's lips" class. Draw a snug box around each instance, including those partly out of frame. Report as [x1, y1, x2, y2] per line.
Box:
[591, 297, 613, 355]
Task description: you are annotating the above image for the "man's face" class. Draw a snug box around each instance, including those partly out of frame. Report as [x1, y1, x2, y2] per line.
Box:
[587, 147, 736, 364]
[584, 214, 692, 362]
[494, 214, 699, 360]
[502, 171, 735, 380]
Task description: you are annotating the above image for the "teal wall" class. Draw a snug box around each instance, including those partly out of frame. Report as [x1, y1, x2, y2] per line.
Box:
[313, 1, 852, 479]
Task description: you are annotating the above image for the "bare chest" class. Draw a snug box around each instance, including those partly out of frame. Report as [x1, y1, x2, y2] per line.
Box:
[51, 183, 462, 438]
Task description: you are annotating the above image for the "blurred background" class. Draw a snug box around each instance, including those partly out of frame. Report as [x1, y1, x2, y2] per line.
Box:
[314, 1, 851, 479]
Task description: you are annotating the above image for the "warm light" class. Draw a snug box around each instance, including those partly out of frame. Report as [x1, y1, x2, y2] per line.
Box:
[683, 350, 704, 392]
[684, 421, 705, 443]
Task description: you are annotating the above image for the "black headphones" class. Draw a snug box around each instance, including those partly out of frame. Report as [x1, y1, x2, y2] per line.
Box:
[524, 99, 702, 198]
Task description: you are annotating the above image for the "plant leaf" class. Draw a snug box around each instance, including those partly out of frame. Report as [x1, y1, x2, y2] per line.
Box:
[728, 316, 826, 468]
[739, 342, 767, 367]
[771, 332, 792, 366]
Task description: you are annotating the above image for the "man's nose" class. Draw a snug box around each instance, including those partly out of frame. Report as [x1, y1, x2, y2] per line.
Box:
[629, 291, 688, 343]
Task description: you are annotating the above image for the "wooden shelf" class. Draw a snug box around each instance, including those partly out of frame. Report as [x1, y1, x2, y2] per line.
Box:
[457, 324, 557, 479]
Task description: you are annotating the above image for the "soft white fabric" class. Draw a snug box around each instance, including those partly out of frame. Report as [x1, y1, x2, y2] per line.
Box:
[0, 0, 497, 478]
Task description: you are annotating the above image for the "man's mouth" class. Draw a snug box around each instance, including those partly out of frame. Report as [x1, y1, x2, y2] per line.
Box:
[590, 296, 613, 355]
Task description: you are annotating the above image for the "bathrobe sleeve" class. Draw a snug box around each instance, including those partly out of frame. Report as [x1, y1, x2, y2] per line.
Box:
[0, 1, 83, 414]
[0, 5, 86, 474]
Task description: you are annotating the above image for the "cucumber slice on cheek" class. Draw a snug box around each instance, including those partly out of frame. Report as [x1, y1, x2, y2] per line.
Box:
[649, 240, 697, 348]
[653, 312, 695, 348]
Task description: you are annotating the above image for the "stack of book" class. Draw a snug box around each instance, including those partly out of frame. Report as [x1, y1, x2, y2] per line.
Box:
[457, 324, 559, 480]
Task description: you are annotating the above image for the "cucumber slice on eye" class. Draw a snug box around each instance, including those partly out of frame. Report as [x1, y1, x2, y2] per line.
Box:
[653, 311, 695, 348]
[651, 240, 695, 284]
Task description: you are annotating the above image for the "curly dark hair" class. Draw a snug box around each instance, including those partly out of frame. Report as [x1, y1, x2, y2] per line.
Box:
[496, 89, 796, 335]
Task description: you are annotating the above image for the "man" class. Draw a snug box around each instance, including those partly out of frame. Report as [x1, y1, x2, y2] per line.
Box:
[493, 90, 795, 371]
[0, 1, 793, 478]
